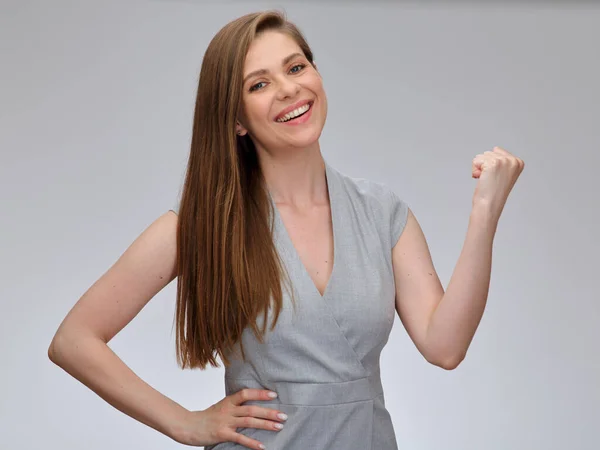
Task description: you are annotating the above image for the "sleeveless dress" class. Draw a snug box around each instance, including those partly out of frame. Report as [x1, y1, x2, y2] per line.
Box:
[171, 160, 409, 449]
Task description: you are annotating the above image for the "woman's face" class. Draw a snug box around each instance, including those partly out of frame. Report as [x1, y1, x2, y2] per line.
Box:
[238, 30, 327, 154]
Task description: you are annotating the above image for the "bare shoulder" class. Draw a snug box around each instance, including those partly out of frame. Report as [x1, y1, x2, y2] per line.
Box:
[50, 210, 179, 346]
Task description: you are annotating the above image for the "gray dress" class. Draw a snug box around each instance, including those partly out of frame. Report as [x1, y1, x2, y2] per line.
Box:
[172, 160, 409, 449]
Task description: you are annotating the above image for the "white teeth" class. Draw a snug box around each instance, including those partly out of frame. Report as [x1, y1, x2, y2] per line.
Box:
[277, 103, 311, 122]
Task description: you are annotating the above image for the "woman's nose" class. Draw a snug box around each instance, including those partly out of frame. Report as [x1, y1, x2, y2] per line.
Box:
[276, 77, 301, 100]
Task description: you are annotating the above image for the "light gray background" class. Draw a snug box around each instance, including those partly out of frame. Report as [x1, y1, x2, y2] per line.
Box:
[1, 0, 598, 449]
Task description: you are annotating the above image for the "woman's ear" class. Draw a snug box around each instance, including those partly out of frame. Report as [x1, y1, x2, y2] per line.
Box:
[236, 121, 248, 136]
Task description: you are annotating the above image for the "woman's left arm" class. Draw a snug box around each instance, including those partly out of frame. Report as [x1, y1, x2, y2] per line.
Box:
[392, 146, 524, 370]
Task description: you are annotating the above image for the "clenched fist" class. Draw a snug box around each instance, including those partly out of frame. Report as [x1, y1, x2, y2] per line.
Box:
[471, 146, 525, 221]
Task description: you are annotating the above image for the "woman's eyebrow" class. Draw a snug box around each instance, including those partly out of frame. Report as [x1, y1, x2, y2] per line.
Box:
[243, 52, 304, 85]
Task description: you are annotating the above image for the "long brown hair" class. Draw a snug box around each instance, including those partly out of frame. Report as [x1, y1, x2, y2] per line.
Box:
[174, 10, 315, 369]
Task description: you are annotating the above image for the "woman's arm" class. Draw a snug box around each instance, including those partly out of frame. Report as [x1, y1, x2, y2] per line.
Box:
[48, 211, 189, 442]
[392, 147, 524, 369]
[392, 207, 496, 370]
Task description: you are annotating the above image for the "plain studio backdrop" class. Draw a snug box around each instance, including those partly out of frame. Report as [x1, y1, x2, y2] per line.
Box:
[1, 0, 598, 449]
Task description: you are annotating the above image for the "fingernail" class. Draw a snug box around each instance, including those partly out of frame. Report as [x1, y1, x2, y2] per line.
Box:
[277, 413, 288, 420]
[259, 445, 266, 449]
[267, 391, 278, 398]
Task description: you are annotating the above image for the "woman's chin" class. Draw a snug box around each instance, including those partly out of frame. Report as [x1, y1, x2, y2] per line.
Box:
[284, 129, 322, 149]
[278, 121, 324, 145]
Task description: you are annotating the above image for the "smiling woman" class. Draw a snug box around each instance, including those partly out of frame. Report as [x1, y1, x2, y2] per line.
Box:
[236, 29, 327, 151]
[48, 8, 523, 450]
[165, 11, 410, 450]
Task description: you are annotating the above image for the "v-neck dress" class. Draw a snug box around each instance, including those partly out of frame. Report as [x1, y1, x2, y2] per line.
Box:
[171, 161, 409, 450]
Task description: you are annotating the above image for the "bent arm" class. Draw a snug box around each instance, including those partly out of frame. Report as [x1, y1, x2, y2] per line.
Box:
[48, 210, 189, 442]
[49, 331, 188, 441]
[392, 207, 496, 369]
[424, 206, 496, 368]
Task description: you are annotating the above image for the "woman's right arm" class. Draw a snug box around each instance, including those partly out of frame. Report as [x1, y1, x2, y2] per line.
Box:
[47, 210, 191, 443]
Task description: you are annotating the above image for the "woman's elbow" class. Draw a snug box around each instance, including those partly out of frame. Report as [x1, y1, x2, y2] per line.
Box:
[427, 351, 466, 371]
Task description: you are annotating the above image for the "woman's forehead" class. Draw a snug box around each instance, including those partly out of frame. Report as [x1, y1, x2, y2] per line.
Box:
[244, 31, 303, 70]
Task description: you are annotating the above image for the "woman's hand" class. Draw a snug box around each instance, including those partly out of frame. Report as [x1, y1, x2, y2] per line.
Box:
[173, 388, 287, 449]
[471, 146, 525, 222]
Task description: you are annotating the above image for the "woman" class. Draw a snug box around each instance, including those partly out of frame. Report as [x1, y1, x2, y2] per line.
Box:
[48, 10, 524, 450]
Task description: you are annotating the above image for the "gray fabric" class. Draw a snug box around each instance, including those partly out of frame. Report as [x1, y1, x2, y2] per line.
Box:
[183, 161, 409, 449]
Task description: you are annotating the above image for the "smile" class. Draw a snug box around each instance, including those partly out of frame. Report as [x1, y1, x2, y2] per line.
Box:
[276, 101, 313, 123]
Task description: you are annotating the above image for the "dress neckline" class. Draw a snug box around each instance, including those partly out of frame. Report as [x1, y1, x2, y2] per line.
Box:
[268, 160, 338, 300]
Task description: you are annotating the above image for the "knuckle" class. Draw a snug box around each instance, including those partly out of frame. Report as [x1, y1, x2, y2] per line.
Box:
[213, 427, 226, 440]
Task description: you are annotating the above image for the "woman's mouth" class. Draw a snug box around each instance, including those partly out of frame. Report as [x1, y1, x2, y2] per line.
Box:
[276, 101, 313, 124]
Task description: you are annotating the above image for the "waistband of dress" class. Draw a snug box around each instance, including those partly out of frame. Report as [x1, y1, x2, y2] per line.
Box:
[224, 370, 383, 406]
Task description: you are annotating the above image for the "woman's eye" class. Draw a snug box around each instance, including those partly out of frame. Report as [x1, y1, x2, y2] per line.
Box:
[248, 64, 305, 92]
[249, 81, 266, 92]
[290, 64, 306, 74]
